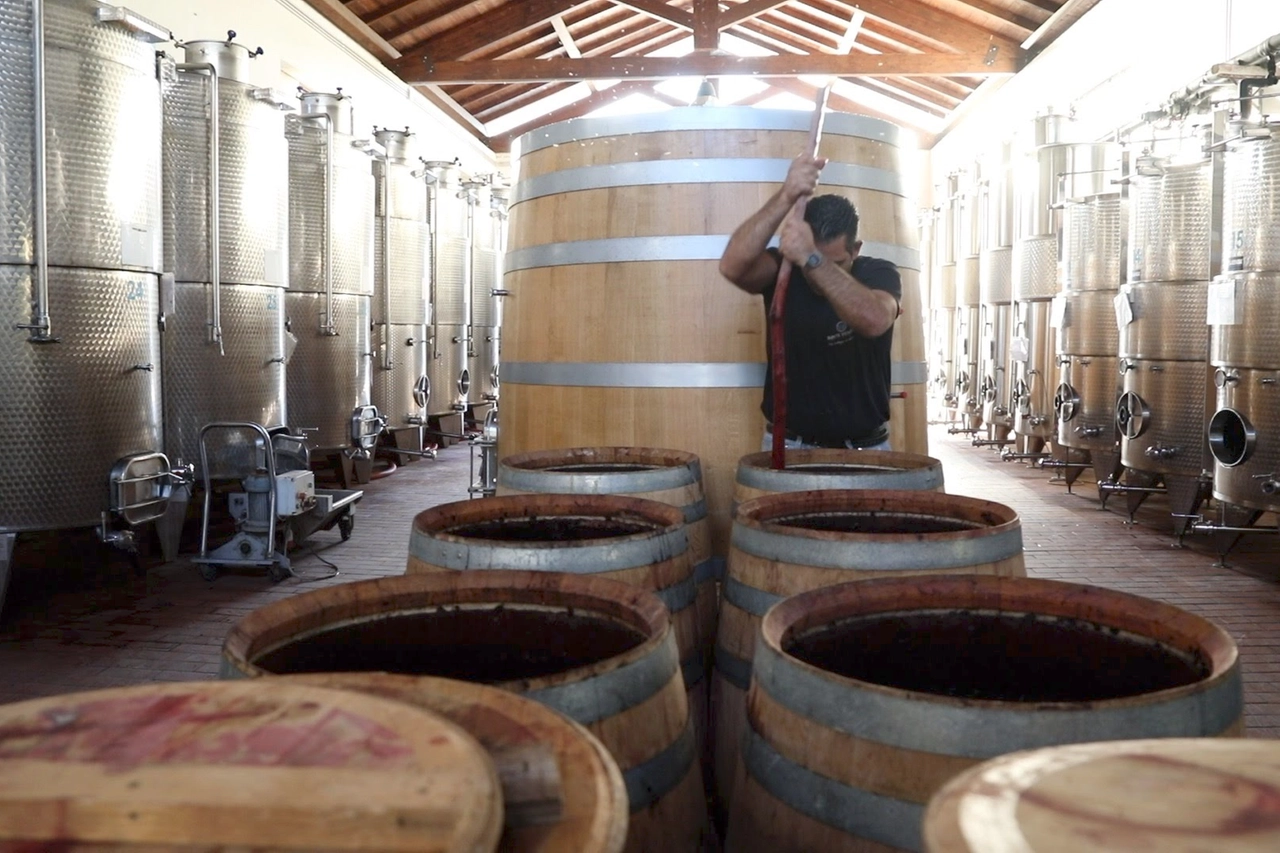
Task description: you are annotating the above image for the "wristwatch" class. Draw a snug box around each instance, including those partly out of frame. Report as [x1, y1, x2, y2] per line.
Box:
[804, 251, 824, 270]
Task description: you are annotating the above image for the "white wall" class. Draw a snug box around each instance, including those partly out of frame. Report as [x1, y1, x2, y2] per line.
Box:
[932, 0, 1280, 175]
[124, 0, 499, 174]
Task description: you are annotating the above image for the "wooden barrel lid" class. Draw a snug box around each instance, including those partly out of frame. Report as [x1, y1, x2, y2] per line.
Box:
[282, 673, 628, 853]
[0, 680, 503, 852]
[924, 738, 1280, 852]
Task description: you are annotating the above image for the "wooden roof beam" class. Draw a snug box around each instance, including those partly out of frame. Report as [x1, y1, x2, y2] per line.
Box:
[609, 0, 694, 29]
[954, 0, 1045, 33]
[840, 0, 1021, 55]
[719, 0, 792, 29]
[392, 0, 596, 65]
[693, 0, 719, 49]
[401, 50, 1021, 83]
[379, 0, 486, 43]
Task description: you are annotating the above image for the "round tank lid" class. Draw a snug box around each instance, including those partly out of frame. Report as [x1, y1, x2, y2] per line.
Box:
[181, 31, 263, 84]
[300, 89, 355, 135]
[374, 127, 414, 160]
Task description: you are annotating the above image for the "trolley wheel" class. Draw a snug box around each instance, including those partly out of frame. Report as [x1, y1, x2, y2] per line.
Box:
[199, 564, 219, 582]
[268, 563, 292, 584]
[338, 514, 355, 541]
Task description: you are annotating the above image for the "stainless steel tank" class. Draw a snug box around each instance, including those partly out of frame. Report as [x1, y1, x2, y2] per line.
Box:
[160, 35, 290, 475]
[1117, 157, 1213, 484]
[931, 176, 959, 415]
[468, 183, 506, 408]
[1, 0, 174, 547]
[1054, 188, 1126, 479]
[285, 92, 378, 455]
[1209, 125, 1280, 512]
[978, 144, 1015, 439]
[1010, 115, 1072, 449]
[371, 128, 429, 452]
[427, 161, 471, 417]
[953, 170, 982, 427]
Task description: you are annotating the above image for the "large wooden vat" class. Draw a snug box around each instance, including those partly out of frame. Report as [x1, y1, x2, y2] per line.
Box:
[404, 494, 706, 743]
[221, 570, 712, 853]
[282, 672, 628, 853]
[503, 108, 927, 555]
[0, 680, 502, 851]
[924, 738, 1280, 853]
[726, 575, 1244, 853]
[713, 489, 1024, 815]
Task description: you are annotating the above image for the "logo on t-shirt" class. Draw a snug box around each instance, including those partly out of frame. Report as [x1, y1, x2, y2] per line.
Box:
[828, 319, 854, 346]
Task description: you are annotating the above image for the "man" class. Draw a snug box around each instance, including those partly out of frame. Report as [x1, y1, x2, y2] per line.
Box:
[719, 153, 902, 452]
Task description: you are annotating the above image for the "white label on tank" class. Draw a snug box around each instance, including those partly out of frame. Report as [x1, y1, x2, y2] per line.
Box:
[1011, 336, 1030, 362]
[121, 223, 154, 268]
[1113, 290, 1134, 329]
[1049, 295, 1068, 330]
[1207, 279, 1239, 326]
[263, 249, 286, 285]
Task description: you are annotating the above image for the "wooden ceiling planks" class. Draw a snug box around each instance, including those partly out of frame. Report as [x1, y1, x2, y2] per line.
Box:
[307, 0, 1075, 150]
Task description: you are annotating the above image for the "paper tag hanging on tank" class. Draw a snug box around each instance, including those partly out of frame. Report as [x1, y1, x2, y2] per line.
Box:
[770, 83, 833, 470]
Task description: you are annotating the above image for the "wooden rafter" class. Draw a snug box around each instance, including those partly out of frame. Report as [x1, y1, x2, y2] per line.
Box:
[395, 0, 596, 64]
[847, 0, 1020, 54]
[376, 0, 485, 41]
[720, 0, 792, 29]
[692, 0, 719, 49]
[610, 0, 693, 29]
[399, 51, 1020, 83]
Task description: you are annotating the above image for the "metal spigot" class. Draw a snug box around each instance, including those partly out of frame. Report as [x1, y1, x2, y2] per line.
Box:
[1253, 473, 1280, 495]
[1074, 424, 1104, 437]
[1144, 443, 1180, 460]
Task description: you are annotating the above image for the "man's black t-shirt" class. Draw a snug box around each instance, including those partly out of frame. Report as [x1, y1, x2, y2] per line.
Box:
[760, 252, 902, 443]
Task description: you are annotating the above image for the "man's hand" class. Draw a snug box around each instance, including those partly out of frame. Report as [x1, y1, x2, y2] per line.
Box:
[782, 153, 828, 204]
[779, 203, 817, 267]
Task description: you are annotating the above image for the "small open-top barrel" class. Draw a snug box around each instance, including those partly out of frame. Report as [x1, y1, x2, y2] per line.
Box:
[727, 574, 1244, 852]
[221, 570, 712, 853]
[497, 446, 719, 689]
[0, 679, 502, 852]
[713, 489, 1024, 815]
[405, 493, 707, 749]
[733, 448, 945, 506]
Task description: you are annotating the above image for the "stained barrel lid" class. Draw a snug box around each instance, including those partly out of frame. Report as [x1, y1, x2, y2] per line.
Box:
[924, 738, 1280, 852]
[0, 680, 502, 852]
[281, 673, 628, 853]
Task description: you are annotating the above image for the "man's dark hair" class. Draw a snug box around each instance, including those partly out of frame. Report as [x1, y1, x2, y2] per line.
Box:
[804, 194, 859, 251]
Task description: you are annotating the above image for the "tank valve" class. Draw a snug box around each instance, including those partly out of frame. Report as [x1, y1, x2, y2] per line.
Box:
[1144, 444, 1180, 460]
[1254, 473, 1280, 495]
[1074, 424, 1104, 438]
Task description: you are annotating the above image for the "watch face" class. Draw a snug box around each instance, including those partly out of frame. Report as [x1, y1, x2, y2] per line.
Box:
[805, 252, 823, 269]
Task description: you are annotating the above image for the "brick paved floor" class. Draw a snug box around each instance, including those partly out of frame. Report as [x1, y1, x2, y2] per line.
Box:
[1, 427, 1277, 735]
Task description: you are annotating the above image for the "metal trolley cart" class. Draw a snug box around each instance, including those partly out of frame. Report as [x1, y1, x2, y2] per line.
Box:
[193, 422, 362, 582]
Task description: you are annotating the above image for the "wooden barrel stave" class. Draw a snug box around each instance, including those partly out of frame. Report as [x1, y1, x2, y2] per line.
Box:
[725, 574, 1245, 853]
[221, 570, 712, 853]
[713, 489, 1026, 816]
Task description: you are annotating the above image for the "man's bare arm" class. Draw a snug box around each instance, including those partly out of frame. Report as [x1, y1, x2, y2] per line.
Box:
[719, 154, 827, 294]
[805, 261, 899, 338]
